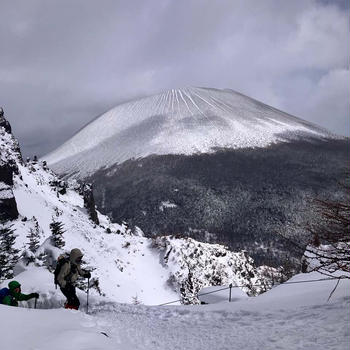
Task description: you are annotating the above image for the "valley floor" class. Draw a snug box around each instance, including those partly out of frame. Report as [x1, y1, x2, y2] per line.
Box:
[1, 272, 349, 350]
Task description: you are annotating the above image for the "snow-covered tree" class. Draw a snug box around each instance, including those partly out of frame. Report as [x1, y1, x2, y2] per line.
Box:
[50, 219, 66, 248]
[0, 225, 20, 281]
[27, 219, 40, 255]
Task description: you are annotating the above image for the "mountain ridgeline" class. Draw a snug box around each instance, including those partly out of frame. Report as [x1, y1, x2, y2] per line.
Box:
[45, 87, 350, 271]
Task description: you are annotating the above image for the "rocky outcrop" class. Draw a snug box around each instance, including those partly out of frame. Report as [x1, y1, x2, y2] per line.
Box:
[0, 108, 19, 221]
[0, 109, 23, 169]
[0, 184, 18, 221]
[0, 107, 11, 134]
[0, 166, 19, 221]
[79, 183, 99, 225]
[152, 235, 284, 304]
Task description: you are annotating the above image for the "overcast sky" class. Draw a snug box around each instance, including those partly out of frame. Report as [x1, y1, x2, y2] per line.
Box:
[1, 0, 349, 158]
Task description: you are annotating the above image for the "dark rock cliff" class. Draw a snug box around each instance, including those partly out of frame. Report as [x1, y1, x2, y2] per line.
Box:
[79, 183, 99, 225]
[0, 108, 19, 221]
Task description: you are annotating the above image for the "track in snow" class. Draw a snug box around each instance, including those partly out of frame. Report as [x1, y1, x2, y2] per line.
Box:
[89, 294, 349, 350]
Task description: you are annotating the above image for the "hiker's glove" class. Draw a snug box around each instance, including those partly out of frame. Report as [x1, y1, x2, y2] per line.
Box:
[31, 293, 39, 299]
[84, 272, 91, 279]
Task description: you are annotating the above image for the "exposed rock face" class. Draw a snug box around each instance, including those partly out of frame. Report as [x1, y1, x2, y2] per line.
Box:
[0, 107, 11, 134]
[79, 183, 99, 225]
[0, 168, 18, 221]
[0, 108, 19, 221]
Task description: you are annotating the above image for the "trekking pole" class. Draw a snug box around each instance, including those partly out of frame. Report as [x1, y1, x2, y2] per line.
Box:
[229, 283, 232, 302]
[86, 277, 90, 314]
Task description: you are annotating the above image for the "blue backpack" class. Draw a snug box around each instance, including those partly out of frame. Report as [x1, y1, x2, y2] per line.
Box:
[0, 288, 10, 304]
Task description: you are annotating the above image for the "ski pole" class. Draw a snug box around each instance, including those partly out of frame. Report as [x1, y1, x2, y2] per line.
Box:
[34, 297, 37, 309]
[86, 277, 90, 314]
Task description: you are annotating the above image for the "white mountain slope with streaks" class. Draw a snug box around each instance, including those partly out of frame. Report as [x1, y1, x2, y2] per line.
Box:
[44, 87, 332, 177]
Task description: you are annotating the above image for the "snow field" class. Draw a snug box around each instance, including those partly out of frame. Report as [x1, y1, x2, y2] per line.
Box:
[1, 271, 349, 350]
[0, 306, 116, 350]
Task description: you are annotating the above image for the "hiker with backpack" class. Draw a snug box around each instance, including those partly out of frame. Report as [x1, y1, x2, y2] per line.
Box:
[0, 280, 39, 307]
[55, 248, 91, 310]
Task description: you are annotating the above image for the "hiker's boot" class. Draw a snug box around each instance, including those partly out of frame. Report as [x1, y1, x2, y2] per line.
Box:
[65, 303, 78, 310]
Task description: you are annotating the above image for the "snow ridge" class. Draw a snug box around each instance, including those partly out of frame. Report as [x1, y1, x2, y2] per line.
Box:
[44, 87, 334, 178]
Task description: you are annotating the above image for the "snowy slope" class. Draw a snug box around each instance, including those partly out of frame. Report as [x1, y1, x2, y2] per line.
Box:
[0, 271, 348, 350]
[44, 87, 333, 177]
[9, 160, 180, 305]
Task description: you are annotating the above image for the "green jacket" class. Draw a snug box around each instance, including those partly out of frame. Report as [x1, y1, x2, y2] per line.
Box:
[2, 291, 35, 307]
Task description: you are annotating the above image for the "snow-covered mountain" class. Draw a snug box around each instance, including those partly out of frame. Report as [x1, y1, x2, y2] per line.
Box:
[42, 87, 349, 272]
[45, 87, 333, 178]
[0, 110, 281, 305]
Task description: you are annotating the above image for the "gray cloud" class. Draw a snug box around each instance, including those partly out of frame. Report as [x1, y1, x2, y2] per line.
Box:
[0, 0, 348, 157]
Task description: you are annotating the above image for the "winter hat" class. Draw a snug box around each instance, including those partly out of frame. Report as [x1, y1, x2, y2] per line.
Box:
[8, 280, 21, 291]
[70, 248, 83, 264]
